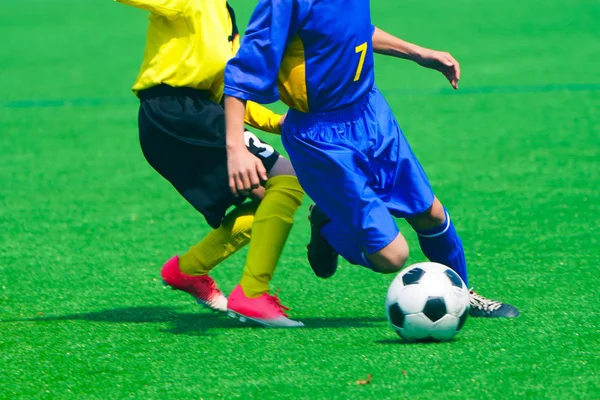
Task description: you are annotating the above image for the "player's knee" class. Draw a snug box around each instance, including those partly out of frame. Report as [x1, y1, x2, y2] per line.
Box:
[367, 238, 410, 274]
[376, 248, 409, 274]
[268, 156, 296, 177]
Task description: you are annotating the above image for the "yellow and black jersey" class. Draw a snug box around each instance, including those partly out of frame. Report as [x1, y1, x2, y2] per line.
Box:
[116, 0, 281, 133]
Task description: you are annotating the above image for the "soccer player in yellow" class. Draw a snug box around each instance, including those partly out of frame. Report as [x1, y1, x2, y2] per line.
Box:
[116, 0, 304, 327]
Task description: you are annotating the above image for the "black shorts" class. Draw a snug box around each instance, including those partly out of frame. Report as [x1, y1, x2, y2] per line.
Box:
[137, 85, 280, 229]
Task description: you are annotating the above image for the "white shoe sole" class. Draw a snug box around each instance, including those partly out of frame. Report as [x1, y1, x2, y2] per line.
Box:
[227, 310, 304, 328]
[196, 297, 228, 313]
[163, 280, 228, 313]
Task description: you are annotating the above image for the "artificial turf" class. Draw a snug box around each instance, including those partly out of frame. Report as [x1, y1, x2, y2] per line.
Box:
[1, 0, 599, 398]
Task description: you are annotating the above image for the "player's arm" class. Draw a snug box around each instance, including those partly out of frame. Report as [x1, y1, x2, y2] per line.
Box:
[245, 102, 284, 135]
[372, 27, 460, 89]
[224, 0, 307, 195]
[114, 0, 183, 19]
[229, 6, 283, 135]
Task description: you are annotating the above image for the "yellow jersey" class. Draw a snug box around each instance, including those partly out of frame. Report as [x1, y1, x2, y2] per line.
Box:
[116, 0, 281, 133]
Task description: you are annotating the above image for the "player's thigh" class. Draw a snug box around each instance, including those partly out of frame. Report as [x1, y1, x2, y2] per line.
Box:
[138, 97, 243, 228]
[367, 88, 435, 218]
[139, 126, 241, 228]
[282, 132, 398, 254]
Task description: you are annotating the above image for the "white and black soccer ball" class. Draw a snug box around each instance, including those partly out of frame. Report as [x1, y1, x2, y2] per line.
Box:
[385, 262, 470, 342]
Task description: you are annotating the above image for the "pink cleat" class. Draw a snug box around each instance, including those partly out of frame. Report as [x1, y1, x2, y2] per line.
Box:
[227, 285, 304, 328]
[161, 256, 227, 312]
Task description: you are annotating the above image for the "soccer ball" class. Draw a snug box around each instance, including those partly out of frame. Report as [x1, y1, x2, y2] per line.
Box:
[385, 262, 470, 342]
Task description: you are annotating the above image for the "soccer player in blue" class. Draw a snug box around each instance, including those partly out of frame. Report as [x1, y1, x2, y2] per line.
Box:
[224, 0, 519, 318]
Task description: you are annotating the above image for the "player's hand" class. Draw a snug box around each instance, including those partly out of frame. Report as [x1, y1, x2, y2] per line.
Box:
[415, 49, 461, 90]
[227, 145, 268, 197]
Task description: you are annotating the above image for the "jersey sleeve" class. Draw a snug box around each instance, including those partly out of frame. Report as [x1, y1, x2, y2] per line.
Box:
[244, 102, 282, 134]
[224, 0, 309, 104]
[114, 0, 183, 19]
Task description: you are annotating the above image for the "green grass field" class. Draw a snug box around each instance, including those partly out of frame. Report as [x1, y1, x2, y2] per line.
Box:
[1, 0, 599, 398]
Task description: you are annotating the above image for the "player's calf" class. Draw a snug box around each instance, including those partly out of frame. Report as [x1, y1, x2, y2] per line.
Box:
[406, 197, 446, 232]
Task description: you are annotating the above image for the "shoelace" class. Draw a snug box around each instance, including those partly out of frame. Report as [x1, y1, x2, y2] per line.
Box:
[201, 276, 217, 288]
[269, 289, 290, 316]
[192, 275, 222, 299]
[470, 290, 502, 312]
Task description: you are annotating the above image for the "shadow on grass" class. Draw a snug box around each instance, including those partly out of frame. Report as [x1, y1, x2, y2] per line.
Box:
[1, 306, 386, 336]
[375, 337, 459, 345]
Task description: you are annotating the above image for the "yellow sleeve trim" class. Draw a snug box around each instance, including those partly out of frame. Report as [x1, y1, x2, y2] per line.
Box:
[244, 102, 282, 135]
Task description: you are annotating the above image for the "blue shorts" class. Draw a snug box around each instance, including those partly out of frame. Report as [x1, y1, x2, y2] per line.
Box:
[282, 86, 434, 265]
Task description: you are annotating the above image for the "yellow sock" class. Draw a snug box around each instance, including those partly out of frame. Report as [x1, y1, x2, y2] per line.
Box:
[240, 175, 304, 298]
[179, 202, 257, 276]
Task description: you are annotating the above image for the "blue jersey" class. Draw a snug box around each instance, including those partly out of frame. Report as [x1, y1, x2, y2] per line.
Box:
[224, 0, 375, 113]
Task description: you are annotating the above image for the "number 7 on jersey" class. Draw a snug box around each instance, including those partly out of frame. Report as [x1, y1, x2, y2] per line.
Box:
[353, 42, 368, 82]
